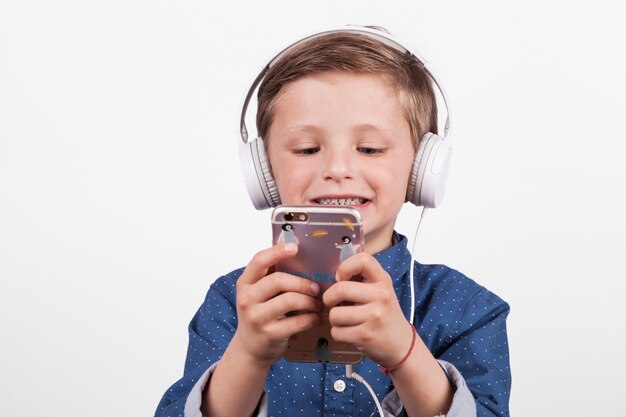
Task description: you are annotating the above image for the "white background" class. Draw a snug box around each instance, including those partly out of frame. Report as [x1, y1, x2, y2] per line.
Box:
[1, 1, 624, 416]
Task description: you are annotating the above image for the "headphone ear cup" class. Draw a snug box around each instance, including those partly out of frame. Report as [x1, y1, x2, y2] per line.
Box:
[238, 137, 281, 209]
[407, 132, 452, 208]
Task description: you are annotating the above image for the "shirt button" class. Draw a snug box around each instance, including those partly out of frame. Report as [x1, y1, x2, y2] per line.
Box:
[333, 379, 346, 392]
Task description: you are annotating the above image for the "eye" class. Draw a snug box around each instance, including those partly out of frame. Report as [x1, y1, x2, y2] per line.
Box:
[296, 147, 320, 155]
[357, 147, 383, 155]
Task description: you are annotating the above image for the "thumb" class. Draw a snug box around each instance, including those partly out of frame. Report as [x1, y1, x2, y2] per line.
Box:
[335, 252, 385, 284]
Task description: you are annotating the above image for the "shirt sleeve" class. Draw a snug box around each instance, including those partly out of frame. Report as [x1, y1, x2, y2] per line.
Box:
[437, 360, 477, 416]
[377, 359, 476, 417]
[154, 277, 245, 417]
[179, 362, 270, 417]
[437, 288, 512, 417]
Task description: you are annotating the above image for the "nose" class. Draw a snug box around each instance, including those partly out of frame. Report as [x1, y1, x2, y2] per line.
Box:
[322, 147, 354, 182]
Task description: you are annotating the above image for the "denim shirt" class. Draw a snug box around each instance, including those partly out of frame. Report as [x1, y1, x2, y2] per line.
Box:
[155, 233, 511, 417]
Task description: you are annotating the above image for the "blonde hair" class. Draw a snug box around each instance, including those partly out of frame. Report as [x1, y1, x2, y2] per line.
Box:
[256, 32, 438, 149]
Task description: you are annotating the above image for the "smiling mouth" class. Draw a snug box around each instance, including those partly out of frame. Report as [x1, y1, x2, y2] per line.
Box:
[314, 198, 368, 206]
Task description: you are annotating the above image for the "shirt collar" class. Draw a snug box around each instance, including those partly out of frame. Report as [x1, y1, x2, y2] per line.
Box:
[372, 231, 412, 283]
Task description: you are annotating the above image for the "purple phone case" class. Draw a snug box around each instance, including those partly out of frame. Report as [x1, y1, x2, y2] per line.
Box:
[271, 205, 365, 364]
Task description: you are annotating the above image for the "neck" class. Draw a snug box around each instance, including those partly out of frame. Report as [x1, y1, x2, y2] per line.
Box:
[364, 230, 395, 255]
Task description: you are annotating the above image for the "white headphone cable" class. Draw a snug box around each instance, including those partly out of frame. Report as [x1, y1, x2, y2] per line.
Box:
[409, 206, 428, 325]
[344, 207, 428, 417]
[345, 364, 385, 417]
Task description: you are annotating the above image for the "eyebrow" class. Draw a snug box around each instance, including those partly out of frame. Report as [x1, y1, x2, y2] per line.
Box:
[282, 125, 323, 136]
[282, 123, 393, 136]
[352, 123, 393, 135]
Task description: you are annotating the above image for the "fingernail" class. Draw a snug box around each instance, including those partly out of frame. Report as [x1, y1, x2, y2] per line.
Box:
[284, 243, 297, 253]
[310, 282, 319, 295]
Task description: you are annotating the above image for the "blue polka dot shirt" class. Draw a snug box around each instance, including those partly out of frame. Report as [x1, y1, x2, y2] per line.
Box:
[155, 233, 511, 417]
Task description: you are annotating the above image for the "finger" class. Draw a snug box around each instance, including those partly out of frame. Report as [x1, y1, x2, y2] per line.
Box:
[329, 323, 370, 346]
[242, 292, 321, 334]
[263, 291, 322, 320]
[336, 252, 388, 284]
[327, 304, 372, 327]
[252, 272, 320, 303]
[323, 280, 383, 308]
[239, 243, 298, 286]
[264, 312, 322, 341]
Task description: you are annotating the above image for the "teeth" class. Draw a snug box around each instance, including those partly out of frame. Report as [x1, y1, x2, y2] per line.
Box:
[316, 198, 365, 206]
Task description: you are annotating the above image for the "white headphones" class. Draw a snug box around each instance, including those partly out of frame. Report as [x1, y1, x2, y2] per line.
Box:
[238, 25, 453, 210]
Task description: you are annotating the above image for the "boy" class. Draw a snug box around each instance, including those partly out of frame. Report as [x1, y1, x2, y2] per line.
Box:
[155, 26, 511, 417]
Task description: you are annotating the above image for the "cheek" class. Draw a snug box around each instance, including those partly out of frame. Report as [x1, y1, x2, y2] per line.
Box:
[371, 159, 413, 196]
[272, 162, 314, 200]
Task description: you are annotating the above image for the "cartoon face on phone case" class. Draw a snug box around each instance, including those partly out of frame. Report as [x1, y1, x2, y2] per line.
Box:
[271, 205, 365, 364]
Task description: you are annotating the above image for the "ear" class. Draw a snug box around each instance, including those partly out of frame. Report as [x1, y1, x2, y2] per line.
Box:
[239, 137, 282, 209]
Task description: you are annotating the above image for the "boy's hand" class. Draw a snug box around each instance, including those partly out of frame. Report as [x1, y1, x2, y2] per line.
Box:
[233, 243, 322, 368]
[322, 252, 414, 368]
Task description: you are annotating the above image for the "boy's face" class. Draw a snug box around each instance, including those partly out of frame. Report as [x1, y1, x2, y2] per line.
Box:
[266, 71, 415, 254]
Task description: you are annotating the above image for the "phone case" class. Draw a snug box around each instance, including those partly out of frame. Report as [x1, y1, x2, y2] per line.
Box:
[271, 205, 365, 364]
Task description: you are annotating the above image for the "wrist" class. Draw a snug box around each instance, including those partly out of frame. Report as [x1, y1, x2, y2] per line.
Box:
[230, 330, 276, 372]
[379, 322, 417, 375]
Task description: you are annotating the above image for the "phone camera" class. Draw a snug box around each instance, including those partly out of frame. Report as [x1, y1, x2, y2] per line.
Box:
[283, 211, 308, 222]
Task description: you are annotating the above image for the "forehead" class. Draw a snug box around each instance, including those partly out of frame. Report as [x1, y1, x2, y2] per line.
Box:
[277, 70, 398, 103]
[269, 71, 409, 137]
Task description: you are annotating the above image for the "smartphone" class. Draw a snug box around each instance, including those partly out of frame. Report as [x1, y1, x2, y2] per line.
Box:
[271, 205, 365, 364]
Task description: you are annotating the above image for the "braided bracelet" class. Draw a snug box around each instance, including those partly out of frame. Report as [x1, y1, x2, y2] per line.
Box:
[379, 323, 417, 376]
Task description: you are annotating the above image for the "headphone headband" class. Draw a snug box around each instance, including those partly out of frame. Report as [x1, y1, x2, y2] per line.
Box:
[239, 25, 453, 145]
